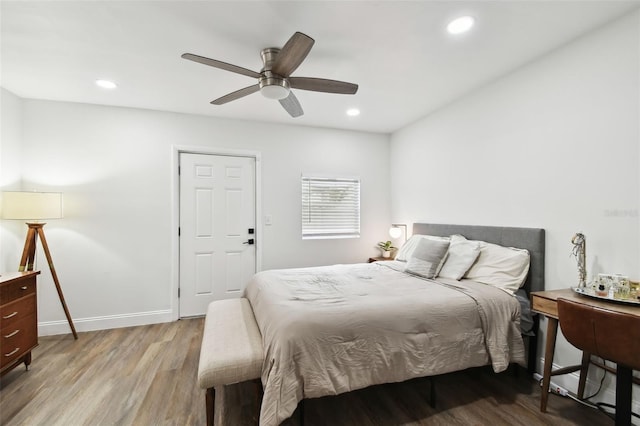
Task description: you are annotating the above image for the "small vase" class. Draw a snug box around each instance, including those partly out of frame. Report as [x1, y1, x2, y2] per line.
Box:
[382, 250, 391, 258]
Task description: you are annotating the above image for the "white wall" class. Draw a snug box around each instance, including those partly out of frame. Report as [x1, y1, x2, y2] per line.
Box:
[10, 100, 389, 333]
[0, 88, 25, 271]
[391, 11, 639, 408]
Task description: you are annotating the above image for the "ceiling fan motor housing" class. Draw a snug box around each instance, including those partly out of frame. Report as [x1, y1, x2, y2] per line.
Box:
[260, 47, 280, 71]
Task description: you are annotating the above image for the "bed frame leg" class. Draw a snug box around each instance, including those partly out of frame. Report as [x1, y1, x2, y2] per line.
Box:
[253, 378, 263, 422]
[510, 362, 520, 377]
[205, 387, 215, 426]
[528, 316, 540, 374]
[429, 378, 436, 408]
[299, 398, 305, 425]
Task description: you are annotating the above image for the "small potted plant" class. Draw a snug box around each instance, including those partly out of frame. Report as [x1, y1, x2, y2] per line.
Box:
[377, 240, 397, 258]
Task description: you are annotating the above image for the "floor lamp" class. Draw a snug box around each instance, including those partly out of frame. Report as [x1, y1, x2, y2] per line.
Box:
[1, 191, 78, 339]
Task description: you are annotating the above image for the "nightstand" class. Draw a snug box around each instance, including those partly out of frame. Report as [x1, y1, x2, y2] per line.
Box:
[368, 256, 394, 263]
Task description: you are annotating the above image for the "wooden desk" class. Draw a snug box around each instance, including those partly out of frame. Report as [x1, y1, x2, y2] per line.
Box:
[531, 288, 640, 412]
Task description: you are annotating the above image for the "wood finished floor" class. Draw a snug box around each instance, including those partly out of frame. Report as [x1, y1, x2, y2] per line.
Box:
[0, 318, 612, 425]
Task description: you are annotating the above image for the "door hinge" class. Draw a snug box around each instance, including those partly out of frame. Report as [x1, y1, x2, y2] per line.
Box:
[178, 227, 181, 236]
[178, 165, 181, 175]
[178, 288, 180, 298]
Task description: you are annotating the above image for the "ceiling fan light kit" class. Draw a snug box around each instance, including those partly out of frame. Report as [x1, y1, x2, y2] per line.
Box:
[182, 32, 358, 118]
[259, 72, 290, 100]
[260, 83, 289, 100]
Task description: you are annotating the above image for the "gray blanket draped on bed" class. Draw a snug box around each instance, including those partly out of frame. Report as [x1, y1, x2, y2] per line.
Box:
[244, 261, 525, 426]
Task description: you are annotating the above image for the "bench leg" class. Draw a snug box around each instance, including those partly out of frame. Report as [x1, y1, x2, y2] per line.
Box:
[206, 387, 215, 426]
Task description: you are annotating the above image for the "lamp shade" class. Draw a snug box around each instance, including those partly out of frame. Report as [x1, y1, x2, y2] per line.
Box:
[1, 191, 63, 220]
[389, 227, 402, 239]
[389, 223, 408, 242]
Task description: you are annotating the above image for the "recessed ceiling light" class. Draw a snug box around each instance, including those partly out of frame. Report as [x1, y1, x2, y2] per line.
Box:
[346, 108, 360, 117]
[447, 16, 475, 35]
[95, 79, 117, 89]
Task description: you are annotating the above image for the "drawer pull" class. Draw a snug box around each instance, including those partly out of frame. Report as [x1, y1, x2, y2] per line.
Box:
[4, 330, 20, 338]
[2, 312, 18, 319]
[4, 348, 20, 357]
[21, 286, 28, 290]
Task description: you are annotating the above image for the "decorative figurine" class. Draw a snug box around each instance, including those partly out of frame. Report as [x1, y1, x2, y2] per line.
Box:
[571, 233, 587, 288]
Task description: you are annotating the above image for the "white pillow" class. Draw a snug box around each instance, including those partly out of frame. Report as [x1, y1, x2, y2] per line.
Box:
[464, 240, 530, 294]
[404, 238, 450, 279]
[395, 234, 450, 262]
[437, 234, 481, 280]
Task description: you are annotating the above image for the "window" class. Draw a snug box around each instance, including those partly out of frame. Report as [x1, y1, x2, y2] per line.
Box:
[301, 176, 360, 239]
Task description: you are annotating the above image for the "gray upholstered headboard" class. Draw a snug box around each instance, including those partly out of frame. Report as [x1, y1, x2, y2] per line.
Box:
[412, 223, 545, 294]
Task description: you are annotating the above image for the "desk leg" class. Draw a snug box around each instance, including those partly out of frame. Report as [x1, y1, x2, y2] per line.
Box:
[577, 351, 591, 399]
[540, 317, 558, 412]
[616, 365, 632, 426]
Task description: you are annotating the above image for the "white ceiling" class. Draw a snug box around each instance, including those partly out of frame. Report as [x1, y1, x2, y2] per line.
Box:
[2, 1, 638, 134]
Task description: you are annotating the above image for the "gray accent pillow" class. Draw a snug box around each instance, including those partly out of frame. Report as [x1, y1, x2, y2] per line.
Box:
[395, 234, 450, 262]
[438, 234, 482, 280]
[404, 238, 450, 279]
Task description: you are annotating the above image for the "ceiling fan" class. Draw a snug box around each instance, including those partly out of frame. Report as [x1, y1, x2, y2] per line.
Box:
[181, 32, 358, 118]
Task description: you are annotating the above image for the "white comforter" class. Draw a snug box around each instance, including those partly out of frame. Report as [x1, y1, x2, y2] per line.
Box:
[244, 261, 525, 426]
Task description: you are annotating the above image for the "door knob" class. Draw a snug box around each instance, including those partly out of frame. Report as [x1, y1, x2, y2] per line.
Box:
[243, 239, 255, 245]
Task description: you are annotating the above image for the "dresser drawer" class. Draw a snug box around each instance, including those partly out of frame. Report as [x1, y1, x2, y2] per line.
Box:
[0, 313, 37, 370]
[0, 276, 36, 305]
[0, 294, 36, 329]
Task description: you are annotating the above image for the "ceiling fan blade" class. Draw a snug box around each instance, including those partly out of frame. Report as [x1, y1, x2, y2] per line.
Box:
[182, 53, 261, 79]
[289, 77, 358, 94]
[211, 84, 260, 105]
[271, 32, 315, 77]
[279, 91, 304, 118]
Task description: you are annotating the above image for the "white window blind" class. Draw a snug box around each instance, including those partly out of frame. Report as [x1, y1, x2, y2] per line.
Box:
[301, 176, 360, 239]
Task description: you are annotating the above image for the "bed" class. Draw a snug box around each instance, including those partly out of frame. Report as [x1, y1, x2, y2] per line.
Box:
[244, 223, 545, 426]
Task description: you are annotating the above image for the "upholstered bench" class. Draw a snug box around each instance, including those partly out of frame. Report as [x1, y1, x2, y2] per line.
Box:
[197, 298, 264, 426]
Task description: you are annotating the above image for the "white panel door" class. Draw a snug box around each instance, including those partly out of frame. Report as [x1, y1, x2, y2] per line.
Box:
[179, 153, 256, 317]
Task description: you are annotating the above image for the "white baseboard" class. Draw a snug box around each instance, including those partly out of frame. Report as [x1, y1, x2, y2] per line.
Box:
[38, 309, 174, 336]
[537, 357, 640, 415]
